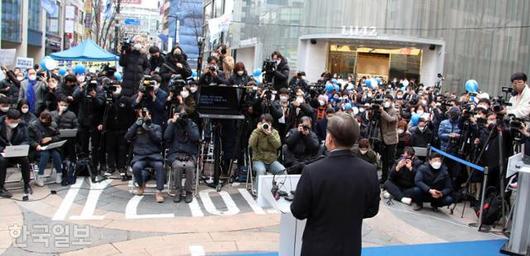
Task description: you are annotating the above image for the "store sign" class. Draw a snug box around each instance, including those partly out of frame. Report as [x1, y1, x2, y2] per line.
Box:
[0, 49, 17, 68]
[16, 57, 34, 70]
[341, 26, 377, 37]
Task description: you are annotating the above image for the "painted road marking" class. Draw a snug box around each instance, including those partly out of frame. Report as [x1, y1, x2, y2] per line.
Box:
[125, 195, 175, 219]
[199, 189, 240, 216]
[189, 245, 205, 256]
[238, 188, 266, 214]
[52, 178, 84, 221]
[70, 179, 112, 220]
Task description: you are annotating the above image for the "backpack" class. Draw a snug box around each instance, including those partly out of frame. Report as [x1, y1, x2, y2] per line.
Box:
[474, 186, 503, 226]
[68, 158, 93, 184]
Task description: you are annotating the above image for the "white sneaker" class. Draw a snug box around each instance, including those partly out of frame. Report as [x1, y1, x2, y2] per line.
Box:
[34, 175, 45, 187]
[383, 191, 391, 199]
[401, 197, 412, 205]
[55, 173, 62, 184]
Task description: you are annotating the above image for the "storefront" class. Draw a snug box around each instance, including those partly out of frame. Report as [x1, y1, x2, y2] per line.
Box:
[297, 33, 445, 87]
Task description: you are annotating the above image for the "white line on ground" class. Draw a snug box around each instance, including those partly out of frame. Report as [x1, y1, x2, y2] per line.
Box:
[52, 177, 84, 221]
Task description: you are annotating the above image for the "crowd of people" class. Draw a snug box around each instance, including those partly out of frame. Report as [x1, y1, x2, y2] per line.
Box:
[0, 36, 529, 212]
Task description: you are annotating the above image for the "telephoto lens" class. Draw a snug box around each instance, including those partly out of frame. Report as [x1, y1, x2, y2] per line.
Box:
[262, 123, 270, 130]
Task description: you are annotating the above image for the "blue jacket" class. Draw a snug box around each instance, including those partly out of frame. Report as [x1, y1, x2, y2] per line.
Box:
[437, 119, 460, 151]
[163, 119, 200, 163]
[125, 122, 163, 163]
[415, 163, 453, 197]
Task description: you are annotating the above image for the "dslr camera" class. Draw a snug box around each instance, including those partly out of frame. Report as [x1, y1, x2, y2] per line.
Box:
[168, 74, 187, 93]
[261, 123, 271, 131]
[139, 75, 156, 94]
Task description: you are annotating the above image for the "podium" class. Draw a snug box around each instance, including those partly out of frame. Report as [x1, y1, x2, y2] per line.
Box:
[501, 153, 530, 256]
[257, 175, 305, 256]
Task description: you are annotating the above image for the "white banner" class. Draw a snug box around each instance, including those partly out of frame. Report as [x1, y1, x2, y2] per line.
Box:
[64, 20, 75, 33]
[208, 14, 232, 42]
[0, 49, 17, 68]
[65, 5, 76, 19]
[16, 57, 34, 70]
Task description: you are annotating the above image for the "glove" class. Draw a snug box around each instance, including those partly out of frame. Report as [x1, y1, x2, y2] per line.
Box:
[135, 118, 143, 126]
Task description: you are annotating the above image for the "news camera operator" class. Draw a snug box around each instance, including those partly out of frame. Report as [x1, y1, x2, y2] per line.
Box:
[125, 109, 165, 203]
[506, 72, 530, 119]
[119, 35, 149, 96]
[198, 56, 228, 86]
[0, 66, 21, 104]
[228, 62, 251, 86]
[160, 46, 192, 91]
[103, 83, 135, 181]
[283, 116, 321, 174]
[164, 105, 200, 204]
[378, 95, 400, 183]
[263, 51, 290, 91]
[0, 109, 33, 198]
[73, 75, 105, 170]
[132, 76, 167, 126]
[148, 46, 164, 75]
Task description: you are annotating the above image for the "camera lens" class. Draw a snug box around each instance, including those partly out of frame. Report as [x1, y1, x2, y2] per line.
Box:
[262, 123, 269, 130]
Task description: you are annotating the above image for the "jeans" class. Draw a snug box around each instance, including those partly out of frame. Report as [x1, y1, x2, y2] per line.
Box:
[171, 159, 195, 193]
[383, 180, 415, 200]
[132, 160, 165, 191]
[410, 187, 454, 207]
[37, 149, 63, 175]
[253, 160, 285, 190]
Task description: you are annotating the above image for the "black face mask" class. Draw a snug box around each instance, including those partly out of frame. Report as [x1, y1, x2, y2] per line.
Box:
[41, 120, 51, 127]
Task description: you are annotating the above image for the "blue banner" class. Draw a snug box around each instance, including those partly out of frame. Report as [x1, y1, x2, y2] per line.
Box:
[123, 18, 140, 26]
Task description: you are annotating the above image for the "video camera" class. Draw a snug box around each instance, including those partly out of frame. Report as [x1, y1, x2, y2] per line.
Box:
[121, 37, 132, 53]
[262, 59, 276, 84]
[139, 75, 156, 94]
[492, 95, 511, 113]
[168, 74, 187, 93]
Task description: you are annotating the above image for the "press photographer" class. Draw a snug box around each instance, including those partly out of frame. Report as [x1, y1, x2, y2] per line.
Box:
[148, 46, 164, 75]
[378, 95, 399, 184]
[214, 44, 234, 79]
[506, 72, 530, 119]
[160, 46, 192, 91]
[119, 35, 149, 96]
[125, 109, 165, 203]
[198, 56, 228, 86]
[164, 105, 200, 203]
[133, 75, 167, 126]
[283, 116, 321, 174]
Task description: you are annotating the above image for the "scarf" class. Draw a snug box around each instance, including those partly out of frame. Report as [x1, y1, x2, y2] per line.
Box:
[26, 80, 37, 113]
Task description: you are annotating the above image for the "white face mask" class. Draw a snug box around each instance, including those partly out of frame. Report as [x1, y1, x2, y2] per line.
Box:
[0, 107, 9, 112]
[153, 83, 160, 91]
[58, 106, 68, 112]
[190, 86, 198, 93]
[49, 82, 57, 89]
[237, 71, 244, 76]
[133, 43, 142, 51]
[430, 161, 442, 170]
[301, 76, 306, 80]
[397, 128, 404, 134]
[21, 107, 29, 114]
[417, 110, 424, 115]
[29, 75, 37, 81]
[280, 95, 289, 103]
[77, 75, 85, 83]
[17, 76, 24, 81]
[418, 126, 426, 132]
[180, 90, 189, 98]
[384, 101, 392, 108]
[318, 100, 325, 106]
[8, 123, 18, 129]
[359, 149, 368, 155]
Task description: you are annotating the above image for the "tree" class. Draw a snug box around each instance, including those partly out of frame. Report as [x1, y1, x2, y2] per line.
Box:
[86, 0, 122, 50]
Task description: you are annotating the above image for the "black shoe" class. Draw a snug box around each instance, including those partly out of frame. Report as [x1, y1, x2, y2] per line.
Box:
[61, 179, 69, 186]
[185, 192, 193, 203]
[0, 187, 12, 198]
[173, 194, 183, 203]
[432, 206, 439, 212]
[413, 203, 423, 211]
[121, 174, 132, 182]
[24, 185, 33, 195]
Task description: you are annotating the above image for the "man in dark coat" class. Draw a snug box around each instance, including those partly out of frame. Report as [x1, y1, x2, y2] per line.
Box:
[291, 112, 380, 256]
[159, 46, 192, 91]
[270, 51, 290, 91]
[411, 153, 454, 211]
[119, 36, 149, 96]
[283, 116, 321, 174]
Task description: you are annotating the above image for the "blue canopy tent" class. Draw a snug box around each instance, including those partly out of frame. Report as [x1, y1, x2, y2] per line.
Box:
[50, 39, 118, 62]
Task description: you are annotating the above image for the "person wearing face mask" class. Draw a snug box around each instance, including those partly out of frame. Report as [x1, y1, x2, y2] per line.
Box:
[291, 113, 379, 256]
[28, 111, 65, 186]
[228, 62, 250, 86]
[56, 74, 78, 113]
[411, 153, 454, 211]
[36, 76, 59, 114]
[410, 118, 433, 148]
[383, 147, 423, 205]
[314, 94, 329, 121]
[214, 44, 235, 79]
[18, 68, 45, 114]
[283, 116, 321, 174]
[0, 96, 11, 118]
[50, 98, 78, 176]
[119, 35, 149, 96]
[378, 94, 399, 184]
[0, 67, 22, 104]
[314, 107, 335, 141]
[0, 109, 33, 198]
[103, 84, 135, 181]
[352, 138, 378, 166]
[269, 51, 290, 91]
[198, 56, 228, 86]
[132, 76, 168, 127]
[148, 46, 165, 75]
[159, 46, 192, 91]
[438, 107, 462, 152]
[17, 99, 37, 125]
[396, 120, 411, 157]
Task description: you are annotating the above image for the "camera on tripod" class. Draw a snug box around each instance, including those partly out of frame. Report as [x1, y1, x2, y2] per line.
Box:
[492, 95, 511, 113]
[139, 75, 156, 94]
[121, 37, 132, 53]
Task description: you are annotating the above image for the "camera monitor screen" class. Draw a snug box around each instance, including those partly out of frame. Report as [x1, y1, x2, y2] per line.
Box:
[197, 85, 242, 114]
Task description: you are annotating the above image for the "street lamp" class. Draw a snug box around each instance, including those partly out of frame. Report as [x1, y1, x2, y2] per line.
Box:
[197, 36, 205, 76]
[167, 15, 180, 45]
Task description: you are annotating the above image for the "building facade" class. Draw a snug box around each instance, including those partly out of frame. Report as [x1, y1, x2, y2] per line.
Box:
[208, 0, 530, 94]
